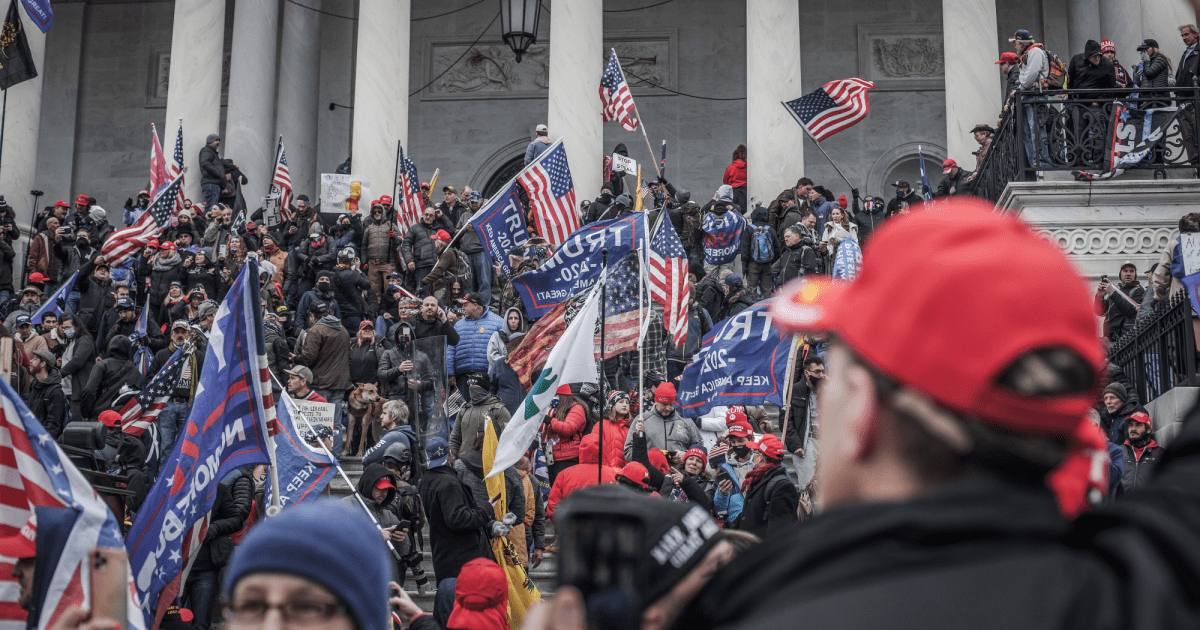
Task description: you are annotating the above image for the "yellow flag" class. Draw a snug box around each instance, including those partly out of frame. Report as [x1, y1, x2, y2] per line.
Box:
[427, 168, 441, 199]
[483, 418, 541, 626]
[634, 166, 644, 214]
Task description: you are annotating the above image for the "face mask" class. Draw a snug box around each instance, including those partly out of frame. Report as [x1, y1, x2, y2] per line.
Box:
[896, 189, 907, 199]
[1141, 51, 1150, 63]
[732, 444, 751, 459]
[76, 236, 89, 245]
[64, 328, 76, 339]
[599, 193, 612, 204]
[469, 385, 488, 404]
[317, 282, 330, 291]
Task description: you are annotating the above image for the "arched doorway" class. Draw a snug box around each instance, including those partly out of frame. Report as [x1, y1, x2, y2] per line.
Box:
[482, 156, 526, 198]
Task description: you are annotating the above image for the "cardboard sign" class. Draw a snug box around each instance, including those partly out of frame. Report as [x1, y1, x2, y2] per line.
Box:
[292, 400, 336, 437]
[262, 196, 283, 227]
[610, 153, 636, 174]
[320, 173, 371, 214]
[1182, 233, 1200, 277]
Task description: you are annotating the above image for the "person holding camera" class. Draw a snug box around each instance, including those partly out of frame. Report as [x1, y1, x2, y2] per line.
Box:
[1094, 262, 1144, 342]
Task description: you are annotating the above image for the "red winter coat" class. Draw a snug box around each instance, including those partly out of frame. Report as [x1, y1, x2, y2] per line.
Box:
[724, 159, 747, 188]
[590, 417, 631, 468]
[547, 436, 616, 521]
[543, 401, 587, 462]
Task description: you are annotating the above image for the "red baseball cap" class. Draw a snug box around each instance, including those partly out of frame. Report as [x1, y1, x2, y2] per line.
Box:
[726, 419, 754, 438]
[647, 449, 670, 474]
[99, 410, 122, 428]
[75, 194, 90, 205]
[771, 198, 1103, 437]
[53, 200, 69, 208]
[380, 195, 393, 205]
[432, 230, 451, 243]
[996, 52, 1020, 64]
[138, 189, 150, 197]
[28, 272, 46, 283]
[373, 476, 395, 491]
[1127, 411, 1152, 427]
[748, 434, 787, 460]
[160, 241, 177, 250]
[617, 462, 651, 489]
[942, 158, 957, 174]
[359, 320, 375, 330]
[146, 238, 160, 249]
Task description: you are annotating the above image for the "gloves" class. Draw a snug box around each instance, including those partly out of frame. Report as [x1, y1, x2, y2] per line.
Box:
[124, 198, 134, 210]
[490, 519, 512, 537]
[501, 512, 518, 527]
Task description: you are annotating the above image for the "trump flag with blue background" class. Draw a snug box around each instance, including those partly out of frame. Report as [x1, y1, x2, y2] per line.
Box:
[675, 303, 793, 418]
[264, 396, 336, 508]
[125, 261, 277, 629]
[471, 181, 530, 277]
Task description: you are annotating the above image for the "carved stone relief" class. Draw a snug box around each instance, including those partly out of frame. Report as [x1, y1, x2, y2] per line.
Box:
[1039, 225, 1177, 256]
[857, 24, 944, 91]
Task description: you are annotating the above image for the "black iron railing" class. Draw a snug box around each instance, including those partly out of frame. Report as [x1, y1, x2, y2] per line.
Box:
[1109, 290, 1198, 404]
[973, 86, 1200, 202]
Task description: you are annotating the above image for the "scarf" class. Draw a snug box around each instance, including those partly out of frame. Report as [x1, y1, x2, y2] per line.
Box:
[742, 462, 781, 494]
[263, 242, 279, 255]
[152, 250, 182, 271]
[1126, 435, 1159, 461]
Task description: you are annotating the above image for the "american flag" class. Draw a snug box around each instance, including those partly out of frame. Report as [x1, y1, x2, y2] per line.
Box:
[600, 49, 639, 132]
[782, 78, 875, 141]
[101, 171, 184, 265]
[131, 305, 154, 378]
[648, 215, 688, 349]
[397, 146, 423, 234]
[120, 346, 188, 437]
[0, 377, 144, 630]
[271, 141, 293, 222]
[599, 252, 647, 358]
[169, 121, 185, 216]
[150, 125, 170, 199]
[518, 140, 580, 246]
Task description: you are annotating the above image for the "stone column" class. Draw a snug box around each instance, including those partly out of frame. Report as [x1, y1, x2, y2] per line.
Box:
[1142, 0, 1196, 62]
[1067, 0, 1102, 56]
[0, 20, 46, 235]
[746, 0, 804, 204]
[942, 0, 1000, 167]
[34, 3, 85, 212]
[225, 0, 280, 206]
[164, 0, 226, 204]
[351, 0, 409, 208]
[317, 0, 355, 178]
[1101, 0, 1144, 63]
[277, 0, 322, 199]
[547, 0, 602, 207]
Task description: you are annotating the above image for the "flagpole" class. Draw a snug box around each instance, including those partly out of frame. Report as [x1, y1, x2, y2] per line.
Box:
[638, 169, 648, 418]
[0, 90, 7, 179]
[271, 374, 403, 560]
[598, 248, 608, 484]
[392, 140, 402, 206]
[778, 335, 804, 459]
[612, 50, 661, 179]
[791, 112, 857, 193]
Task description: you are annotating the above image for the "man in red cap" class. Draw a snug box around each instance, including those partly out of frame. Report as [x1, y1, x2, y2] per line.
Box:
[712, 413, 756, 524]
[997, 51, 1020, 111]
[421, 229, 459, 294]
[1119, 411, 1163, 493]
[936, 159, 967, 197]
[728, 433, 797, 538]
[362, 199, 399, 307]
[675, 197, 1200, 629]
[624, 381, 701, 463]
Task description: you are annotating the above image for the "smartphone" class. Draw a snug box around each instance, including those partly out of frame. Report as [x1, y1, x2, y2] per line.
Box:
[396, 519, 412, 532]
[89, 547, 128, 630]
[1101, 275, 1109, 283]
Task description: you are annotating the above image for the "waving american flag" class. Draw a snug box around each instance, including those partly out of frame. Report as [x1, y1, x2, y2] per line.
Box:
[150, 125, 170, 200]
[0, 377, 144, 630]
[169, 121, 185, 216]
[102, 171, 184, 265]
[518, 140, 580, 246]
[396, 145, 423, 234]
[121, 345, 189, 437]
[649, 215, 688, 350]
[782, 78, 875, 141]
[600, 49, 639, 132]
[271, 141, 293, 222]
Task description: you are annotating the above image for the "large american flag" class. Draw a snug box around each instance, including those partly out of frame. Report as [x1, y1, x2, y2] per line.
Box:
[600, 49, 638, 132]
[150, 125, 170, 199]
[101, 171, 184, 265]
[271, 141, 294, 222]
[121, 345, 188, 437]
[782, 78, 875, 141]
[648, 215, 688, 349]
[0, 378, 144, 630]
[600, 252, 647, 358]
[169, 121, 185, 216]
[518, 140, 579, 246]
[396, 146, 423, 234]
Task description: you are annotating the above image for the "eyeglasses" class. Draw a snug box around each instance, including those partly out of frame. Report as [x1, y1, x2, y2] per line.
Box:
[223, 599, 347, 627]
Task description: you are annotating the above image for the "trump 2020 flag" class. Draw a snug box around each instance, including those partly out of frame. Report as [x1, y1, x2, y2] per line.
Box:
[471, 181, 530, 277]
[0, 376, 144, 630]
[265, 396, 336, 507]
[489, 281, 602, 477]
[32, 271, 76, 324]
[676, 303, 792, 418]
[832, 236, 862, 280]
[126, 261, 277, 629]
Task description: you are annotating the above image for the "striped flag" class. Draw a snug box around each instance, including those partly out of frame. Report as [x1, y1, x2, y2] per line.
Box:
[169, 121, 185, 216]
[0, 376, 144, 630]
[518, 140, 579, 246]
[509, 293, 589, 391]
[396, 145, 423, 234]
[101, 171, 183, 265]
[32, 271, 77, 323]
[599, 252, 647, 358]
[648, 215, 688, 350]
[270, 141, 293, 222]
[150, 125, 170, 199]
[782, 78, 875, 141]
[600, 49, 639, 131]
[120, 345, 188, 437]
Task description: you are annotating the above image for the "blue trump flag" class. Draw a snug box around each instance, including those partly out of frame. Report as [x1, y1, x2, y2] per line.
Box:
[265, 396, 336, 507]
[676, 303, 793, 418]
[126, 261, 278, 628]
[471, 180, 530, 277]
[832, 237, 862, 280]
[701, 210, 745, 265]
[32, 271, 77, 323]
[512, 212, 645, 318]
[918, 146, 934, 202]
[20, 0, 52, 33]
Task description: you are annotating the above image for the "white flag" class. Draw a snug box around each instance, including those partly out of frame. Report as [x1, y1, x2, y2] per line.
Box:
[488, 282, 602, 477]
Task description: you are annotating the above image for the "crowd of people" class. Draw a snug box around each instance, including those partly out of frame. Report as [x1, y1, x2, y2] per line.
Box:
[6, 24, 1200, 625]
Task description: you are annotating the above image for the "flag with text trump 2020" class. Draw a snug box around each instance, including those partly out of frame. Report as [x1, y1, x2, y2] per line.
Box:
[676, 303, 792, 418]
[512, 212, 645, 318]
[471, 180, 530, 277]
[126, 261, 277, 629]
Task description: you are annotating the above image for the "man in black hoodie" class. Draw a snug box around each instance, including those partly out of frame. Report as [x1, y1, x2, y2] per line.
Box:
[27, 349, 66, 439]
[418, 437, 506, 583]
[81, 335, 142, 419]
[741, 205, 780, 300]
[1068, 39, 1117, 163]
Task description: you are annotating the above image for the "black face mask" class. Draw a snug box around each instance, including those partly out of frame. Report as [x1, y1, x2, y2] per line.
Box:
[76, 236, 89, 246]
[599, 193, 612, 204]
[809, 376, 822, 393]
[732, 444, 751, 459]
[317, 282, 331, 291]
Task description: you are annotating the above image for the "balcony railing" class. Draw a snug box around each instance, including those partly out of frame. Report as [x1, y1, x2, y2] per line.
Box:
[1109, 290, 1198, 404]
[972, 86, 1200, 202]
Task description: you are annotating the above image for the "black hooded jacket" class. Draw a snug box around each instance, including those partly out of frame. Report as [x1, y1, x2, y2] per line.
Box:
[81, 336, 143, 417]
[418, 464, 495, 582]
[27, 369, 66, 439]
[1068, 40, 1117, 101]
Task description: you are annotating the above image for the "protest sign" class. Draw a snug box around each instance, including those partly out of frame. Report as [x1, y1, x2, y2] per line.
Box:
[292, 400, 336, 436]
[267, 397, 337, 507]
[676, 303, 792, 418]
[1181, 233, 1200, 277]
[471, 181, 530, 276]
[320, 173, 371, 213]
[511, 212, 646, 318]
[611, 152, 636, 175]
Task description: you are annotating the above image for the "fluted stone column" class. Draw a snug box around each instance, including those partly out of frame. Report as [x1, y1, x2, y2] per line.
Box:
[547, 0, 602, 207]
[164, 0, 225, 204]
[0, 19, 46, 231]
[1142, 0, 1197, 61]
[351, 0, 409, 208]
[1101, 0, 1144, 63]
[1067, 0, 1102, 56]
[277, 0, 322, 199]
[942, 0, 1000, 167]
[226, 0, 280, 206]
[746, 0, 804, 203]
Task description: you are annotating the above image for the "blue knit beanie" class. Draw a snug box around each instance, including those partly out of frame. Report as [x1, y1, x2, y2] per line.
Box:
[223, 500, 390, 630]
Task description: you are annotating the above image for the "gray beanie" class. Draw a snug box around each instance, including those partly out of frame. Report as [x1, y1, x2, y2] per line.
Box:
[1103, 382, 1129, 402]
[205, 133, 220, 144]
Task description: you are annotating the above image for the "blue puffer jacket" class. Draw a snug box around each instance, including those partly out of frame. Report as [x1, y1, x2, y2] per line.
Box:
[446, 310, 504, 375]
[712, 461, 747, 523]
